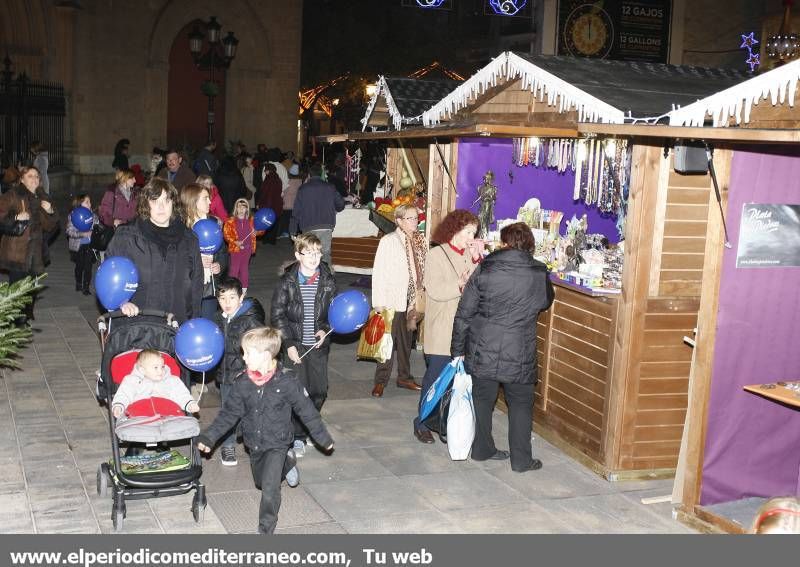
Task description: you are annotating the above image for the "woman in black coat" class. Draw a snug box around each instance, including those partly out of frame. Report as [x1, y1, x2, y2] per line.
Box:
[106, 178, 203, 323]
[451, 222, 554, 472]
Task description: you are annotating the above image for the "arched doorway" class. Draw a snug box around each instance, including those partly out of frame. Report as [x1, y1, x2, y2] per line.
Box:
[167, 20, 227, 153]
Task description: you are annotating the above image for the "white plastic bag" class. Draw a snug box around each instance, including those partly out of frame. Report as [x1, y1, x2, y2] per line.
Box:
[447, 360, 475, 460]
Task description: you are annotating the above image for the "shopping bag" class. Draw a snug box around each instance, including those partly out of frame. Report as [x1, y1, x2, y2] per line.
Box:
[356, 308, 395, 363]
[418, 358, 459, 422]
[447, 360, 475, 460]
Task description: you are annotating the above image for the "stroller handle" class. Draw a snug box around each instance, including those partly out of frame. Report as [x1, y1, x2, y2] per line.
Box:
[97, 309, 178, 327]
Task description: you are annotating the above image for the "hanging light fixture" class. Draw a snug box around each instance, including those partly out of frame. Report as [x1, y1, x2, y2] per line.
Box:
[766, 0, 799, 64]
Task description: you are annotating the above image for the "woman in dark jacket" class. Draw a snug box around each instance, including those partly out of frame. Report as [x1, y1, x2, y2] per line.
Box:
[0, 166, 59, 320]
[213, 156, 248, 214]
[106, 178, 203, 324]
[451, 222, 554, 473]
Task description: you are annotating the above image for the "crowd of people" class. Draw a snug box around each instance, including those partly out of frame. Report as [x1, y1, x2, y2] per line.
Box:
[0, 138, 557, 534]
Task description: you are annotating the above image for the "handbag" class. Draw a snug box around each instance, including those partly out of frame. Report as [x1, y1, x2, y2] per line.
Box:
[447, 360, 475, 460]
[357, 308, 395, 363]
[91, 189, 117, 251]
[0, 198, 29, 237]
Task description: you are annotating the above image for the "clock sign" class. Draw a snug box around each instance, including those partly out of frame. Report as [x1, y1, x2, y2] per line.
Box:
[563, 3, 614, 58]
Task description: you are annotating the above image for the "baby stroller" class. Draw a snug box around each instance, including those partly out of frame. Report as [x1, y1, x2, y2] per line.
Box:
[95, 310, 206, 532]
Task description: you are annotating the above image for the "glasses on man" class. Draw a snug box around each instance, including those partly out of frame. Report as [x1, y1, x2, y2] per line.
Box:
[400, 216, 419, 222]
[299, 251, 322, 257]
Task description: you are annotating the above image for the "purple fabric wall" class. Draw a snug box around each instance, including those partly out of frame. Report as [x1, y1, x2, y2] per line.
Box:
[700, 148, 800, 505]
[455, 139, 620, 243]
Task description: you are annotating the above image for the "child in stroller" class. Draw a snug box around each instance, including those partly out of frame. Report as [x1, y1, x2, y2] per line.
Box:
[96, 310, 206, 532]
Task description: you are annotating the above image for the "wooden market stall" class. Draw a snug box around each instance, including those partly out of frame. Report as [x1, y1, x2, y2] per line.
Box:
[351, 52, 751, 481]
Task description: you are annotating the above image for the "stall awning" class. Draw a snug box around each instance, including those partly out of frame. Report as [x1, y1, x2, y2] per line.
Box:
[361, 76, 461, 131]
[668, 58, 800, 127]
[421, 52, 746, 127]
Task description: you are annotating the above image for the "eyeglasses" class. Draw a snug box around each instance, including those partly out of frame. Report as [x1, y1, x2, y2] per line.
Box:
[400, 216, 419, 221]
[299, 251, 322, 257]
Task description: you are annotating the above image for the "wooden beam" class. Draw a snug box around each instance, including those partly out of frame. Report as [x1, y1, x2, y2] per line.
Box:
[578, 123, 800, 144]
[676, 148, 733, 511]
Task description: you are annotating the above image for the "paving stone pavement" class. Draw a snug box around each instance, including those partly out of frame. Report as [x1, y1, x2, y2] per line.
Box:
[0, 230, 696, 534]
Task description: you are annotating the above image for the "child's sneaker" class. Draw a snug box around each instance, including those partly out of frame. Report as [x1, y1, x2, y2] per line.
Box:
[220, 446, 237, 466]
[293, 439, 306, 458]
[285, 449, 299, 487]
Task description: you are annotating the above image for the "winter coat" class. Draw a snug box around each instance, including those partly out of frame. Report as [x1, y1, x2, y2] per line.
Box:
[66, 211, 98, 252]
[257, 173, 283, 217]
[371, 230, 411, 312]
[198, 364, 334, 452]
[423, 244, 479, 356]
[214, 297, 266, 386]
[270, 261, 336, 352]
[451, 248, 554, 385]
[197, 216, 229, 298]
[289, 176, 345, 234]
[223, 216, 260, 254]
[106, 217, 203, 323]
[111, 366, 195, 415]
[213, 169, 247, 215]
[99, 184, 138, 227]
[193, 148, 219, 177]
[32, 152, 49, 194]
[0, 185, 59, 274]
[157, 164, 195, 191]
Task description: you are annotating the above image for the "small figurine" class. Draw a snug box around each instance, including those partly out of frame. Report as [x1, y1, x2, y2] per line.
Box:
[474, 170, 498, 240]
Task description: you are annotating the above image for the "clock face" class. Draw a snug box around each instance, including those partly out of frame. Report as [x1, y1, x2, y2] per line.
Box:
[563, 3, 614, 58]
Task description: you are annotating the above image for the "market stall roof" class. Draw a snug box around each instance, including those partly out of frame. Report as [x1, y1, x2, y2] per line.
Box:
[361, 75, 461, 131]
[668, 58, 800, 127]
[421, 51, 747, 127]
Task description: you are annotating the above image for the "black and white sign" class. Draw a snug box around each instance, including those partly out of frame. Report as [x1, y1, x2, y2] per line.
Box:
[736, 204, 800, 268]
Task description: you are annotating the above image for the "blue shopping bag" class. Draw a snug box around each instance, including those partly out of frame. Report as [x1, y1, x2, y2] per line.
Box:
[418, 359, 461, 422]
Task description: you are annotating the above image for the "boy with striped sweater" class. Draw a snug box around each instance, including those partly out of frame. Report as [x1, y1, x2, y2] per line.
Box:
[270, 233, 336, 457]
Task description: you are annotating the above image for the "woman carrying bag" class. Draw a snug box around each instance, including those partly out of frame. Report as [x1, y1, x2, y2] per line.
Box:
[0, 166, 59, 321]
[451, 222, 554, 472]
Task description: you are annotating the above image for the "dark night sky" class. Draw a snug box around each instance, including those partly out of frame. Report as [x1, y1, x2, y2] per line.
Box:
[301, 0, 535, 88]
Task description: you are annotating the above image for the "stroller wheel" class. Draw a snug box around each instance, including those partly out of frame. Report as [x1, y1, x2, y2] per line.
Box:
[191, 492, 205, 523]
[96, 465, 109, 497]
[112, 505, 125, 532]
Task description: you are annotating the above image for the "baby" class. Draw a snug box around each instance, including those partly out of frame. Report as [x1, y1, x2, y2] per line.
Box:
[112, 349, 199, 418]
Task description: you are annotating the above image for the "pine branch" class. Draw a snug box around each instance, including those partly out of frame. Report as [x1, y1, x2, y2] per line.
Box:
[0, 275, 46, 369]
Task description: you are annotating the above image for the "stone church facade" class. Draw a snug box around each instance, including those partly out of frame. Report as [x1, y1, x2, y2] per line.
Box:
[1, 0, 302, 186]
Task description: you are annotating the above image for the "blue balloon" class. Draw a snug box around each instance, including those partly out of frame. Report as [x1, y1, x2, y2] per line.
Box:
[193, 218, 223, 254]
[328, 290, 370, 334]
[95, 256, 139, 311]
[70, 206, 93, 231]
[254, 208, 276, 231]
[175, 318, 224, 372]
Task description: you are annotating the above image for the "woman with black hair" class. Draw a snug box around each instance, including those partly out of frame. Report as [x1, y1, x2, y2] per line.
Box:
[451, 222, 554, 472]
[112, 138, 130, 171]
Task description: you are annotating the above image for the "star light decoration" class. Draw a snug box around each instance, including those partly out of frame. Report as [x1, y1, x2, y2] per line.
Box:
[488, 0, 528, 15]
[416, 0, 446, 7]
[740, 32, 760, 72]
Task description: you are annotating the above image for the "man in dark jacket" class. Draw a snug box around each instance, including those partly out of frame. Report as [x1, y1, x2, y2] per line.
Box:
[157, 149, 195, 190]
[270, 233, 336, 457]
[214, 277, 266, 466]
[194, 141, 219, 176]
[451, 222, 554, 473]
[289, 163, 345, 266]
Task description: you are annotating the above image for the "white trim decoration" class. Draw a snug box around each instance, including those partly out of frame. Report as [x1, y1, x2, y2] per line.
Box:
[421, 52, 626, 127]
[360, 76, 419, 131]
[668, 59, 800, 127]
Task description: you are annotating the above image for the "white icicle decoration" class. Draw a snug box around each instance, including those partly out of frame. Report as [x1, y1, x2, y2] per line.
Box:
[668, 58, 800, 127]
[421, 52, 625, 127]
[360, 76, 418, 131]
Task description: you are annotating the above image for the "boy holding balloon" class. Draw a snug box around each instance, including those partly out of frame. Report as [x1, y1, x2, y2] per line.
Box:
[197, 327, 334, 535]
[270, 233, 336, 458]
[67, 193, 97, 295]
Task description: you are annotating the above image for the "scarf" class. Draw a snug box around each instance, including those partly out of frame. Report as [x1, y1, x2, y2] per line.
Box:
[403, 229, 427, 311]
[119, 184, 132, 202]
[247, 366, 277, 386]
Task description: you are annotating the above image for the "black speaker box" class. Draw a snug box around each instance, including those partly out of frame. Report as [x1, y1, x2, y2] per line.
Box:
[674, 144, 708, 174]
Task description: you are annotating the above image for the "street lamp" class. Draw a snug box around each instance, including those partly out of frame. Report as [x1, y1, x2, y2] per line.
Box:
[188, 16, 238, 143]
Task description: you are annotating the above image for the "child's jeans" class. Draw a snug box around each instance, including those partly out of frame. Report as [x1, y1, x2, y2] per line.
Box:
[72, 244, 95, 291]
[287, 345, 329, 443]
[250, 447, 293, 534]
[228, 251, 250, 288]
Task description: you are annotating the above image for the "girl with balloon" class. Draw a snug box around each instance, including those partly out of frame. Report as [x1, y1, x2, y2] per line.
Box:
[105, 178, 203, 323]
[222, 198, 263, 294]
[181, 183, 228, 320]
[66, 193, 98, 295]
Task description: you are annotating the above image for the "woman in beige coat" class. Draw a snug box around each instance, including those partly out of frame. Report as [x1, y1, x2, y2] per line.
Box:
[413, 209, 481, 443]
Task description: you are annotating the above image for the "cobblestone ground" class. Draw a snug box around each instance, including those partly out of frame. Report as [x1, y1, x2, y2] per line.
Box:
[0, 231, 695, 533]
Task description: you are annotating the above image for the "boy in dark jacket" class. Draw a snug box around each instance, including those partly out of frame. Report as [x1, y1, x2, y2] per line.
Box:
[198, 327, 334, 534]
[270, 233, 336, 457]
[214, 277, 266, 466]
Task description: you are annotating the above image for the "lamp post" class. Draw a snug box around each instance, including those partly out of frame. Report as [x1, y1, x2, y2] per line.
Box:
[188, 16, 238, 143]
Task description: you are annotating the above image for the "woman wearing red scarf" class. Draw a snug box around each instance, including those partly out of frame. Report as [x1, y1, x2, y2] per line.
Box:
[413, 210, 481, 443]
